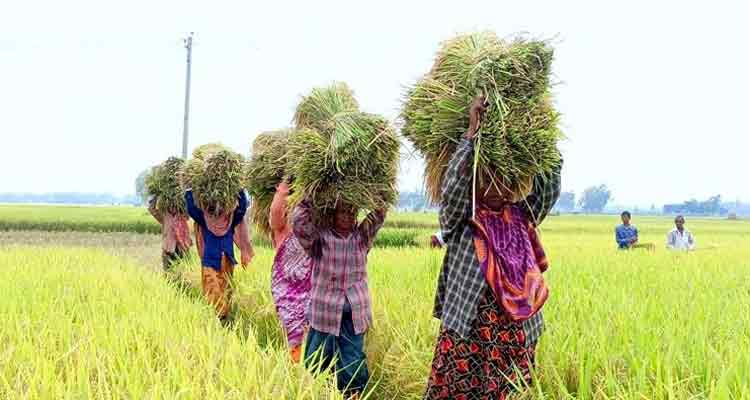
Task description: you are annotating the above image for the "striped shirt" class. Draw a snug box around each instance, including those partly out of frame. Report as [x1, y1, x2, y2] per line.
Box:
[434, 138, 562, 339]
[292, 200, 385, 336]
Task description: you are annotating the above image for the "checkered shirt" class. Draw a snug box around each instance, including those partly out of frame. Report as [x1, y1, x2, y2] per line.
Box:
[433, 138, 561, 340]
[293, 200, 385, 336]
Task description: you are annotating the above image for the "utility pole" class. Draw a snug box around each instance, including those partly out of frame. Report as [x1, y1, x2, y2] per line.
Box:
[181, 32, 194, 159]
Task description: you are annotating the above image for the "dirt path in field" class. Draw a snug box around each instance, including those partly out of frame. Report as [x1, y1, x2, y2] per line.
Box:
[0, 230, 163, 269]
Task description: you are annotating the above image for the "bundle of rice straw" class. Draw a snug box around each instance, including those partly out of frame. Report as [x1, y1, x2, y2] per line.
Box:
[401, 31, 563, 203]
[144, 157, 186, 215]
[288, 83, 399, 222]
[293, 82, 359, 134]
[182, 143, 231, 189]
[192, 142, 229, 161]
[183, 148, 245, 213]
[245, 129, 292, 236]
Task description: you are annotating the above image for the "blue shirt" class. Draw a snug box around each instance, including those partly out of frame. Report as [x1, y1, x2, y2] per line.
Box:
[186, 190, 248, 270]
[615, 224, 638, 249]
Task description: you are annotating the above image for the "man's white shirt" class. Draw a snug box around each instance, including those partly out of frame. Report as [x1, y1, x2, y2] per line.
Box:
[667, 228, 695, 250]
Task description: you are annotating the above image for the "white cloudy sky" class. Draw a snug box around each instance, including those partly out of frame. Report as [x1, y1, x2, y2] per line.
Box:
[1, 0, 747, 206]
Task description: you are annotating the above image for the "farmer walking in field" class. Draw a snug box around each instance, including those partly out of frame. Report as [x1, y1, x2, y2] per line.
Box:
[281, 81, 397, 397]
[423, 97, 561, 399]
[666, 215, 695, 250]
[147, 194, 192, 271]
[186, 189, 254, 323]
[145, 157, 192, 271]
[269, 180, 312, 363]
[293, 198, 386, 398]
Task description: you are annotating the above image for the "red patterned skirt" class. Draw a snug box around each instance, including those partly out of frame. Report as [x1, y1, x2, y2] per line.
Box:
[424, 288, 536, 400]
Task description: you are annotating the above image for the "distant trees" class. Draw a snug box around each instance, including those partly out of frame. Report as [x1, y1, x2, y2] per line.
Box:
[135, 169, 150, 205]
[579, 185, 611, 213]
[663, 195, 728, 216]
[724, 200, 750, 217]
[398, 191, 431, 212]
[554, 191, 576, 213]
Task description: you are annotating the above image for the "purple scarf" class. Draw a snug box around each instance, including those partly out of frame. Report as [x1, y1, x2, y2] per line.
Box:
[472, 205, 548, 321]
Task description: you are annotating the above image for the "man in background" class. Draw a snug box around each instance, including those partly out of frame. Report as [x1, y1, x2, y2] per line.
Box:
[667, 215, 695, 251]
[615, 211, 639, 249]
[615, 211, 656, 250]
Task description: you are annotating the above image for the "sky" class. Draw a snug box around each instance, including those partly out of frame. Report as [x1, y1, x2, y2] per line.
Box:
[1, 0, 748, 207]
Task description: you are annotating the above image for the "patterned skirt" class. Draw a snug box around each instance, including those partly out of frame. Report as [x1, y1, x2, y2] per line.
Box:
[424, 288, 537, 400]
[271, 235, 313, 347]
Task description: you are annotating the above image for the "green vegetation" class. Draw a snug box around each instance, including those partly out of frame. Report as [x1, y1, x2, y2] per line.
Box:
[0, 205, 160, 234]
[2, 207, 749, 398]
[0, 247, 341, 399]
[402, 31, 562, 202]
[184, 149, 245, 213]
[173, 216, 750, 399]
[0, 205, 434, 248]
[245, 130, 293, 236]
[145, 156, 187, 215]
[288, 83, 400, 221]
[191, 142, 230, 160]
[293, 81, 359, 134]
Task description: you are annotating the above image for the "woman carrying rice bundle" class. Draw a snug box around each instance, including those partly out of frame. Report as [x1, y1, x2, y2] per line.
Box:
[184, 149, 254, 323]
[145, 158, 193, 271]
[288, 82, 397, 397]
[423, 98, 561, 399]
[245, 130, 312, 361]
[147, 194, 192, 271]
[269, 180, 312, 363]
[186, 189, 254, 323]
[293, 197, 385, 398]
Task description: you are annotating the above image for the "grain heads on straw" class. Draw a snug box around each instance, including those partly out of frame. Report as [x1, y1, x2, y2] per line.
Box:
[288, 111, 399, 221]
[293, 82, 359, 134]
[401, 31, 563, 203]
[192, 142, 230, 161]
[183, 148, 245, 214]
[145, 157, 187, 215]
[245, 129, 292, 236]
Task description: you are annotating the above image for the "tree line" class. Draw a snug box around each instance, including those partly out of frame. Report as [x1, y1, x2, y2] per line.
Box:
[0, 174, 742, 218]
[555, 186, 735, 216]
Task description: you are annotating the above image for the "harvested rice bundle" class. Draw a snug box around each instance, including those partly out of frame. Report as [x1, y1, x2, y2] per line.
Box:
[288, 111, 399, 222]
[184, 149, 245, 214]
[192, 142, 229, 161]
[145, 157, 187, 215]
[245, 129, 292, 235]
[401, 31, 563, 203]
[144, 165, 161, 198]
[293, 82, 359, 134]
[181, 158, 204, 190]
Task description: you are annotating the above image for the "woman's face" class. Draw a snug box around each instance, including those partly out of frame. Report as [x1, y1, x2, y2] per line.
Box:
[206, 202, 224, 218]
[334, 204, 358, 234]
[478, 181, 507, 210]
[477, 173, 532, 210]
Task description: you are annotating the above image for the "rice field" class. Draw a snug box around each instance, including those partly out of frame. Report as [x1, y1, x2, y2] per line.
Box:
[0, 205, 437, 246]
[0, 247, 340, 399]
[1, 206, 749, 399]
[0, 205, 160, 234]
